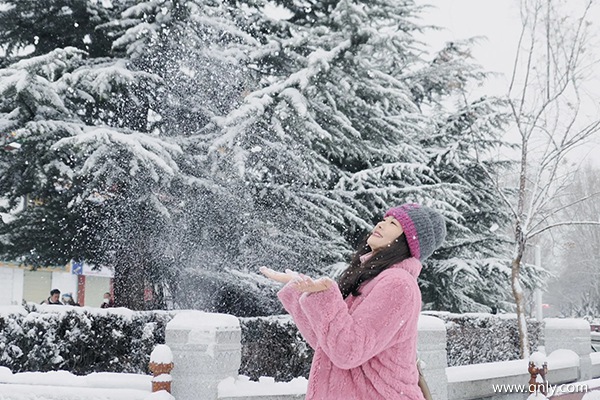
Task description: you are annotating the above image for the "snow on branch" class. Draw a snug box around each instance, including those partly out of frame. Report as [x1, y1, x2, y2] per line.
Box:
[10, 47, 86, 82]
[64, 59, 162, 100]
[191, 15, 259, 45]
[51, 127, 182, 184]
[111, 22, 159, 57]
[527, 191, 600, 234]
[336, 162, 439, 191]
[211, 39, 352, 151]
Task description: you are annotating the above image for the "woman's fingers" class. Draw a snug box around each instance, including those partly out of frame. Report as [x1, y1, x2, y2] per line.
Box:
[259, 266, 271, 274]
[260, 267, 333, 290]
[260, 266, 293, 284]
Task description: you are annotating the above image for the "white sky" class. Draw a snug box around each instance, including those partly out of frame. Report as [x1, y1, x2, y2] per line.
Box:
[415, 0, 600, 168]
[415, 0, 523, 97]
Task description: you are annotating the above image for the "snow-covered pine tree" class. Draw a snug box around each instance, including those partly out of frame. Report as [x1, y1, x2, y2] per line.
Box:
[419, 93, 516, 312]
[0, 0, 184, 309]
[157, 0, 444, 313]
[97, 0, 519, 314]
[0, 48, 93, 266]
[208, 0, 442, 265]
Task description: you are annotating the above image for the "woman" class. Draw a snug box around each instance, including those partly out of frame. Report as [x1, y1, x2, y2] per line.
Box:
[261, 203, 446, 400]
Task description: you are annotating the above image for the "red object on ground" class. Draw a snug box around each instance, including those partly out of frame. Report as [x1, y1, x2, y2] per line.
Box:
[77, 275, 86, 306]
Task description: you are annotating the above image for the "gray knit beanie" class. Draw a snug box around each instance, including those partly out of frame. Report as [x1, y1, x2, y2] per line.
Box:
[384, 203, 446, 261]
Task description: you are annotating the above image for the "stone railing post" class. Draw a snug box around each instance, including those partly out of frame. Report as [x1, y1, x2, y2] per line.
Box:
[544, 318, 592, 381]
[166, 311, 241, 400]
[149, 344, 174, 393]
[528, 351, 548, 395]
[417, 315, 448, 400]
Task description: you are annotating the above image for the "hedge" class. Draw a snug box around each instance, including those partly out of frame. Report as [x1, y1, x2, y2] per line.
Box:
[0, 304, 174, 374]
[239, 312, 544, 379]
[422, 311, 543, 367]
[239, 315, 313, 381]
[0, 306, 543, 379]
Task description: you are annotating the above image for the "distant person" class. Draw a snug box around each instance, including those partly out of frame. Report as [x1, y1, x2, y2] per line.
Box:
[61, 293, 80, 306]
[101, 292, 115, 308]
[42, 289, 63, 305]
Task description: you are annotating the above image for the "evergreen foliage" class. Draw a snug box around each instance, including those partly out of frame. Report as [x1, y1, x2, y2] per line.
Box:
[240, 315, 313, 381]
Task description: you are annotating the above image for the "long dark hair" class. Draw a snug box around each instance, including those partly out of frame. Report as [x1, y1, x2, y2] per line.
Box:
[337, 233, 411, 299]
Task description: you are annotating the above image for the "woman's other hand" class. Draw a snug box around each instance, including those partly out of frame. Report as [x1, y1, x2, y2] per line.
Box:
[292, 276, 334, 293]
[260, 266, 298, 284]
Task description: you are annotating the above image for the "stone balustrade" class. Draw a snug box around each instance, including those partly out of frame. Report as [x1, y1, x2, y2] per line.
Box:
[163, 313, 600, 400]
[166, 311, 241, 400]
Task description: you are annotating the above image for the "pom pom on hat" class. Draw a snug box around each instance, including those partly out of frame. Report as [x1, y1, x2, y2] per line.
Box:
[384, 203, 446, 261]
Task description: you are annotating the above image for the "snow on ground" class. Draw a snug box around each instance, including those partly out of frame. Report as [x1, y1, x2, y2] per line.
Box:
[0, 368, 151, 400]
[0, 384, 150, 400]
[0, 368, 151, 389]
[446, 358, 529, 382]
[218, 375, 308, 398]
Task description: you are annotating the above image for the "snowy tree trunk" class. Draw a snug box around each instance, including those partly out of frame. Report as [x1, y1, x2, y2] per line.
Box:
[511, 238, 530, 359]
[114, 252, 146, 310]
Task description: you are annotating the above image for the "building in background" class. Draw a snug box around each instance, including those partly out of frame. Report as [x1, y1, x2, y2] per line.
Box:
[0, 261, 113, 307]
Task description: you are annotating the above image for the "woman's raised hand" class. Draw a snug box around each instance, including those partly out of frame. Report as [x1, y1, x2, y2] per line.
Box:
[259, 266, 298, 284]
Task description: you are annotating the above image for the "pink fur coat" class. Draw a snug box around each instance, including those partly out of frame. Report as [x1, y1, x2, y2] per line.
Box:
[277, 257, 425, 400]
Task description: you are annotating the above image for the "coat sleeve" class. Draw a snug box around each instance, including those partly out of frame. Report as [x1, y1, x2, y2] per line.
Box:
[277, 282, 319, 349]
[299, 271, 417, 370]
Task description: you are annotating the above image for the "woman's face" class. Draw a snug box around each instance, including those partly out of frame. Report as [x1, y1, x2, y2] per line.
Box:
[367, 216, 404, 251]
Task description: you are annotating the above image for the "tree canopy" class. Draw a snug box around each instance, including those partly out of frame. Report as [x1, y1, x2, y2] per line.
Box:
[1, 0, 520, 315]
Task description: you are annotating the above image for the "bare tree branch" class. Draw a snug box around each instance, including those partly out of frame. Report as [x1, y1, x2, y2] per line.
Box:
[529, 220, 600, 239]
[529, 191, 600, 233]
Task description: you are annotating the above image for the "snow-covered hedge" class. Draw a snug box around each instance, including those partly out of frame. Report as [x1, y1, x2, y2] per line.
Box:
[0, 305, 174, 374]
[240, 312, 544, 379]
[422, 311, 543, 366]
[239, 315, 313, 381]
[0, 306, 543, 378]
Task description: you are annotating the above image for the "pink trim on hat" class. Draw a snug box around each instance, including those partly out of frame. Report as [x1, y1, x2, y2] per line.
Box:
[384, 204, 421, 260]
